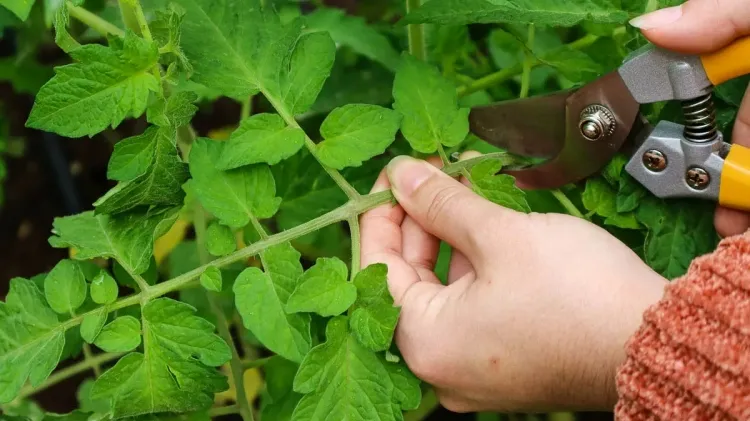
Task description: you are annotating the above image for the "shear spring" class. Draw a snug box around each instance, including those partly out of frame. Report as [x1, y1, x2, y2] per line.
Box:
[682, 92, 719, 142]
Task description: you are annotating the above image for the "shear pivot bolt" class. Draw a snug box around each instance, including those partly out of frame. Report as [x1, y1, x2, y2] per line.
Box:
[579, 105, 616, 142]
[643, 150, 667, 172]
[686, 167, 710, 190]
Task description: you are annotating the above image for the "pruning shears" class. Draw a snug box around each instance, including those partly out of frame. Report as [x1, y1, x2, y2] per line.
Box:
[469, 35, 750, 211]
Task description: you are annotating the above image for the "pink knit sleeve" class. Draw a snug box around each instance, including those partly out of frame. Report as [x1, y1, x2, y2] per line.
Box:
[614, 231, 750, 421]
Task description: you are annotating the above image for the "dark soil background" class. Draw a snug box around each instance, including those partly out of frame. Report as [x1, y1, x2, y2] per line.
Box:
[0, 1, 613, 419]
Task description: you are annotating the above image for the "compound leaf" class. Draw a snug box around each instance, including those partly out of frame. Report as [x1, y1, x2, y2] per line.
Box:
[217, 114, 305, 170]
[234, 243, 311, 363]
[286, 257, 357, 317]
[316, 104, 402, 170]
[91, 298, 230, 418]
[27, 31, 160, 138]
[49, 206, 180, 275]
[393, 55, 469, 153]
[189, 138, 281, 228]
[0, 278, 65, 403]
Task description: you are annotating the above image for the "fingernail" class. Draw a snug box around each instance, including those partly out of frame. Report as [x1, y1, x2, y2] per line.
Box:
[387, 156, 434, 196]
[630, 5, 683, 29]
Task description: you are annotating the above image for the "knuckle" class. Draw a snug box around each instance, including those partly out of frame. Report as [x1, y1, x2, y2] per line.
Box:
[422, 181, 466, 227]
[401, 338, 447, 386]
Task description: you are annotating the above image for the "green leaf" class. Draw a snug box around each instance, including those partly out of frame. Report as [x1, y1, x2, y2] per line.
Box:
[616, 174, 648, 213]
[95, 126, 189, 215]
[51, 1, 80, 53]
[0, 278, 65, 403]
[77, 379, 111, 414]
[146, 91, 199, 129]
[292, 316, 417, 421]
[540, 47, 602, 83]
[286, 257, 357, 317]
[80, 307, 108, 344]
[470, 160, 531, 213]
[636, 198, 717, 278]
[91, 298, 230, 418]
[306, 8, 401, 72]
[403, 0, 629, 26]
[392, 55, 470, 153]
[0, 0, 34, 21]
[205, 222, 236, 257]
[200, 266, 222, 292]
[150, 3, 193, 83]
[175, 0, 334, 115]
[189, 138, 281, 228]
[49, 206, 180, 275]
[90, 271, 118, 305]
[94, 316, 141, 353]
[582, 177, 641, 230]
[26, 31, 160, 138]
[316, 104, 402, 170]
[217, 114, 305, 170]
[44, 259, 87, 315]
[349, 264, 400, 352]
[261, 357, 302, 421]
[0, 58, 54, 95]
[281, 31, 336, 115]
[234, 243, 311, 363]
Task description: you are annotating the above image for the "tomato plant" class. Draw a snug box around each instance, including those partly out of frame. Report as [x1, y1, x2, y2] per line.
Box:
[0, 0, 738, 420]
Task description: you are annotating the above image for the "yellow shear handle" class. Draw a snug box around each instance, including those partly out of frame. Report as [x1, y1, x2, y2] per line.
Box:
[720, 145, 750, 212]
[701, 35, 750, 85]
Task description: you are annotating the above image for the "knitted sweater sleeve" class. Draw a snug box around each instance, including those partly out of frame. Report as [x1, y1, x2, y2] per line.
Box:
[614, 231, 750, 420]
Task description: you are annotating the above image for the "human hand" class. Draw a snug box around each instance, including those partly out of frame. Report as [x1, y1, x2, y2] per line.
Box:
[630, 0, 750, 238]
[360, 155, 668, 413]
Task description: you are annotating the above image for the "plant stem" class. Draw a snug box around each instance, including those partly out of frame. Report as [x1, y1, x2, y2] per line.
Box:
[119, 0, 161, 82]
[81, 343, 102, 377]
[403, 388, 439, 421]
[436, 144, 450, 167]
[348, 216, 361, 279]
[550, 190, 584, 219]
[519, 24, 536, 99]
[194, 206, 254, 421]
[249, 215, 269, 240]
[18, 352, 123, 399]
[68, 3, 125, 37]
[406, 0, 427, 61]
[209, 404, 241, 417]
[242, 356, 272, 370]
[241, 97, 253, 120]
[456, 32, 603, 98]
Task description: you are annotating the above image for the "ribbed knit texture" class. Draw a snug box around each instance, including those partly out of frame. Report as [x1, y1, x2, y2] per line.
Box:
[615, 231, 750, 421]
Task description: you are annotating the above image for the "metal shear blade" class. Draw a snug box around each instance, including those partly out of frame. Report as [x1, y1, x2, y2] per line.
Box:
[468, 71, 643, 190]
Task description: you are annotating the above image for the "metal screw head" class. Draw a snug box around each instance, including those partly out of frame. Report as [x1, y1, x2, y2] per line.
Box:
[579, 104, 616, 142]
[642, 149, 667, 172]
[686, 167, 710, 190]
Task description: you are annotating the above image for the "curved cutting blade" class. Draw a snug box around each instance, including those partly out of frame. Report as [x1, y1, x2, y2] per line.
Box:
[468, 71, 642, 190]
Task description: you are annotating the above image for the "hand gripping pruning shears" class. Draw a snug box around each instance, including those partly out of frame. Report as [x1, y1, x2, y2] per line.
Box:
[469, 35, 750, 211]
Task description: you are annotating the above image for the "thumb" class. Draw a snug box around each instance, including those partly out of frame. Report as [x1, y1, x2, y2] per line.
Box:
[630, 0, 750, 53]
[386, 155, 524, 263]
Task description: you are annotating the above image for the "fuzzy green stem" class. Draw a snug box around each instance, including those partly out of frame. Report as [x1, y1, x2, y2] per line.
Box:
[456, 32, 603, 98]
[68, 3, 125, 37]
[520, 24, 536, 99]
[194, 207, 254, 421]
[17, 352, 123, 399]
[436, 144, 450, 167]
[406, 0, 427, 61]
[81, 343, 102, 377]
[550, 190, 585, 219]
[120, 0, 153, 42]
[241, 97, 253, 120]
[403, 388, 439, 421]
[249, 215, 269, 240]
[242, 356, 272, 370]
[209, 404, 241, 417]
[348, 216, 362, 280]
